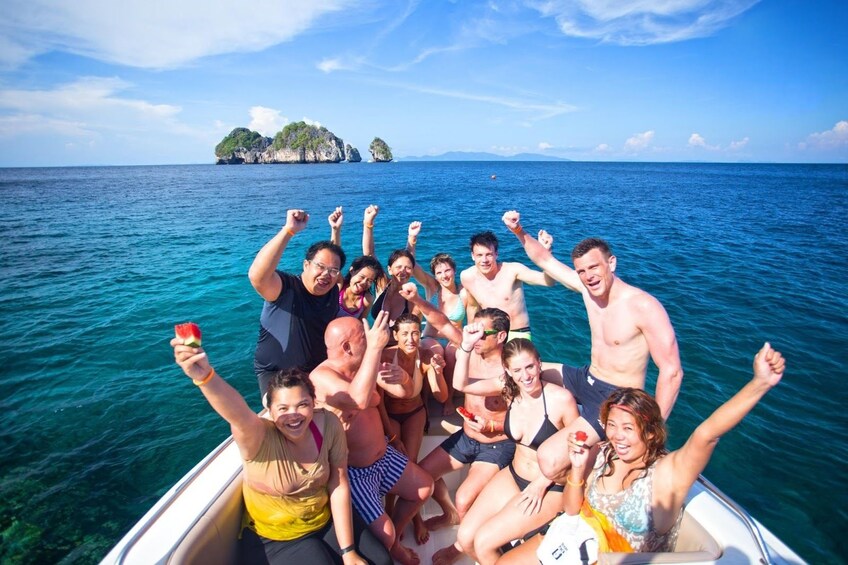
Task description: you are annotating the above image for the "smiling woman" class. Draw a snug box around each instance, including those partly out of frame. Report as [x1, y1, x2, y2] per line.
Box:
[170, 337, 390, 564]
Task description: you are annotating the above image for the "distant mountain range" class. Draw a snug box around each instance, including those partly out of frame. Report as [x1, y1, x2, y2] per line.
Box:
[397, 151, 570, 162]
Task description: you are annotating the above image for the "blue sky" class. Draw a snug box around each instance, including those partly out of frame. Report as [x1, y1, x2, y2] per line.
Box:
[0, 0, 845, 166]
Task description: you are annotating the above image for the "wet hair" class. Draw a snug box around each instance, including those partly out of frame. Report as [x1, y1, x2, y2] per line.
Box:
[266, 368, 316, 406]
[429, 253, 456, 274]
[392, 312, 422, 332]
[571, 237, 611, 262]
[387, 249, 416, 269]
[343, 255, 384, 288]
[306, 240, 346, 269]
[474, 308, 511, 334]
[470, 231, 499, 253]
[599, 388, 668, 483]
[500, 338, 539, 402]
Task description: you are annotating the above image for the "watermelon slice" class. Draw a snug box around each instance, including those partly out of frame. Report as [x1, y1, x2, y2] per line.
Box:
[456, 406, 476, 421]
[175, 322, 202, 347]
[575, 430, 588, 447]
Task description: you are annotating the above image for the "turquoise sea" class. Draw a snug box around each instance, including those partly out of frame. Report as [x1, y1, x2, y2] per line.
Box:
[1, 162, 846, 563]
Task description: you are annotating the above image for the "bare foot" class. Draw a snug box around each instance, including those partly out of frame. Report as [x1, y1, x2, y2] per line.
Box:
[432, 543, 462, 565]
[390, 542, 420, 565]
[424, 509, 460, 532]
[414, 515, 430, 545]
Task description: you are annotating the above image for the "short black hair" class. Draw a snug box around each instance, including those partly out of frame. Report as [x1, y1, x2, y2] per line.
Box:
[306, 240, 346, 269]
[266, 368, 316, 404]
[571, 238, 611, 261]
[387, 249, 416, 268]
[470, 231, 499, 253]
[475, 307, 510, 334]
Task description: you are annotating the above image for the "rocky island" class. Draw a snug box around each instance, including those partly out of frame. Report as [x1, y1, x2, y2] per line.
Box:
[215, 122, 376, 164]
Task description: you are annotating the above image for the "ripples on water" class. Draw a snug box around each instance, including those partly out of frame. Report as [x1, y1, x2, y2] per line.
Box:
[1, 162, 846, 563]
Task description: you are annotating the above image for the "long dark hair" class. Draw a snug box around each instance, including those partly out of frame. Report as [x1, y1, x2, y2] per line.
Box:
[500, 338, 539, 403]
[598, 388, 668, 482]
[343, 255, 384, 288]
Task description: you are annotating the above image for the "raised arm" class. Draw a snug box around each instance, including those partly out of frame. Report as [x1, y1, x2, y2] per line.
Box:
[248, 209, 309, 302]
[512, 261, 557, 287]
[452, 323, 504, 396]
[346, 311, 392, 408]
[398, 283, 462, 345]
[638, 294, 684, 420]
[502, 210, 582, 292]
[328, 206, 343, 246]
[171, 338, 265, 460]
[422, 351, 449, 403]
[665, 343, 785, 501]
[362, 204, 379, 257]
[406, 221, 439, 297]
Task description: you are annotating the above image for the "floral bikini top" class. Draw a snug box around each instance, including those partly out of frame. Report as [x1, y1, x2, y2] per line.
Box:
[585, 445, 682, 553]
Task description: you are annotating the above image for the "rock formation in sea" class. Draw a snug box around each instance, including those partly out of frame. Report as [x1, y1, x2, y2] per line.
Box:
[215, 123, 353, 164]
[369, 137, 393, 162]
[345, 144, 362, 163]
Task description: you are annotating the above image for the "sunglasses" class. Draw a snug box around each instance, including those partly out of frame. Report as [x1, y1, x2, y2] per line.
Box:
[482, 329, 500, 336]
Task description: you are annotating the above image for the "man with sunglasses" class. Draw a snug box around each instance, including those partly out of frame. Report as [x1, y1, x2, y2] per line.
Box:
[249, 209, 346, 399]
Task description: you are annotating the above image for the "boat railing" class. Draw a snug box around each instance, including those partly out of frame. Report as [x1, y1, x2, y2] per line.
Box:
[115, 435, 239, 565]
[696, 475, 773, 564]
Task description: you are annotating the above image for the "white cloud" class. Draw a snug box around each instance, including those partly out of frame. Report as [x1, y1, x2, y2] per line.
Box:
[624, 130, 654, 151]
[594, 143, 612, 152]
[0, 0, 352, 69]
[528, 0, 760, 45]
[538, 141, 553, 150]
[688, 132, 719, 150]
[800, 120, 848, 150]
[318, 56, 366, 73]
[729, 136, 749, 150]
[248, 106, 288, 136]
[0, 76, 191, 140]
[302, 117, 323, 128]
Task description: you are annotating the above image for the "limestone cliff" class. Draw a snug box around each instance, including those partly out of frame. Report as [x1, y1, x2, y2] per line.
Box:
[215, 123, 358, 164]
[369, 137, 393, 162]
[345, 144, 362, 163]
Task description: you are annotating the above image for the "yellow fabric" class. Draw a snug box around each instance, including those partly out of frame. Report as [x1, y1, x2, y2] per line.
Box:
[241, 410, 348, 541]
[580, 499, 634, 554]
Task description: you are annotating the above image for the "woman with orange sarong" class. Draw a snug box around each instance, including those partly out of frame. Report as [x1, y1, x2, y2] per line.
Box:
[498, 342, 786, 563]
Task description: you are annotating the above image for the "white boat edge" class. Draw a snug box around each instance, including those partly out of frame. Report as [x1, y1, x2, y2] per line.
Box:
[101, 425, 808, 565]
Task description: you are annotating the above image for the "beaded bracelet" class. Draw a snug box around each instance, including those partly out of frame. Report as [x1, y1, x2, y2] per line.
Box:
[193, 368, 216, 387]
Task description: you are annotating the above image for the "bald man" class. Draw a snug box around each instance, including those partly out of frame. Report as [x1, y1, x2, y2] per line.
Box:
[310, 311, 434, 565]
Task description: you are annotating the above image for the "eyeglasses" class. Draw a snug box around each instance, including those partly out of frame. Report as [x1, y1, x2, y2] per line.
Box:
[310, 260, 340, 277]
[482, 329, 499, 336]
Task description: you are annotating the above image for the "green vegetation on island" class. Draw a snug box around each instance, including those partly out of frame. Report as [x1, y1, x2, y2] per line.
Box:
[273, 121, 332, 152]
[214, 128, 269, 158]
[369, 137, 393, 162]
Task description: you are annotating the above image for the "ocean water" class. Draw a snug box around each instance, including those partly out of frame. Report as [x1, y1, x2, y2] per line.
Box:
[0, 162, 846, 564]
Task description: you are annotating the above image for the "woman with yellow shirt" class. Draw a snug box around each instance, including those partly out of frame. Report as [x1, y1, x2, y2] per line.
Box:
[172, 336, 390, 564]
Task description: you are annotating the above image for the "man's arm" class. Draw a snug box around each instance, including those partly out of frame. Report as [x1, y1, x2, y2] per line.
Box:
[511, 262, 558, 287]
[347, 312, 391, 407]
[638, 294, 683, 420]
[502, 210, 582, 292]
[248, 209, 309, 302]
[460, 268, 480, 321]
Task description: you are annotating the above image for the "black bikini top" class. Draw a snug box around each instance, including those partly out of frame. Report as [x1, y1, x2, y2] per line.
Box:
[504, 384, 559, 450]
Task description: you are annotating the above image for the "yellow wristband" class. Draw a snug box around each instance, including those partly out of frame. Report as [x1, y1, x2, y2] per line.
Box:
[193, 368, 216, 386]
[566, 476, 585, 488]
[365, 223, 374, 229]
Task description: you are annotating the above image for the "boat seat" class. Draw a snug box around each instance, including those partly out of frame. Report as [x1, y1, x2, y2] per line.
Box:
[168, 471, 244, 565]
[599, 511, 722, 564]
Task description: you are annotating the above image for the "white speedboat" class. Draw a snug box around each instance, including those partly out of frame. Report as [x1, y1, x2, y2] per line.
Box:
[101, 416, 805, 565]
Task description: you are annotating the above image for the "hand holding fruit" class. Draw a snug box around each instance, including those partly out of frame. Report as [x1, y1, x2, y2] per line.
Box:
[172, 323, 211, 381]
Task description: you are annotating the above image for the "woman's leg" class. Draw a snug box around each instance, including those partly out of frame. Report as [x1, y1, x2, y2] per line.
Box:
[454, 466, 518, 563]
[240, 526, 337, 565]
[398, 405, 429, 544]
[323, 511, 393, 565]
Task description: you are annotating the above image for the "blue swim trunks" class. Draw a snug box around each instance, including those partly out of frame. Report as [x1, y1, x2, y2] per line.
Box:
[440, 429, 515, 469]
[347, 443, 408, 524]
[559, 365, 621, 440]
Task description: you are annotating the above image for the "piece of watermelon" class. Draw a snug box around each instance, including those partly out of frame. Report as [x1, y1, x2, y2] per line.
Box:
[575, 431, 588, 443]
[456, 406, 476, 421]
[175, 322, 202, 347]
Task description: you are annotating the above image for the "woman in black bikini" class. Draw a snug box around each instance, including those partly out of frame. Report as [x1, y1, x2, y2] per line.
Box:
[453, 326, 579, 565]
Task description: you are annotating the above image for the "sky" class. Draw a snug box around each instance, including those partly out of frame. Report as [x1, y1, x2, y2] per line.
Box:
[0, 0, 846, 167]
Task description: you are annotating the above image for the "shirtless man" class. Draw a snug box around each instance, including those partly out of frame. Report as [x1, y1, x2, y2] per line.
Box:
[310, 311, 434, 565]
[398, 283, 515, 565]
[502, 210, 683, 480]
[459, 230, 556, 341]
